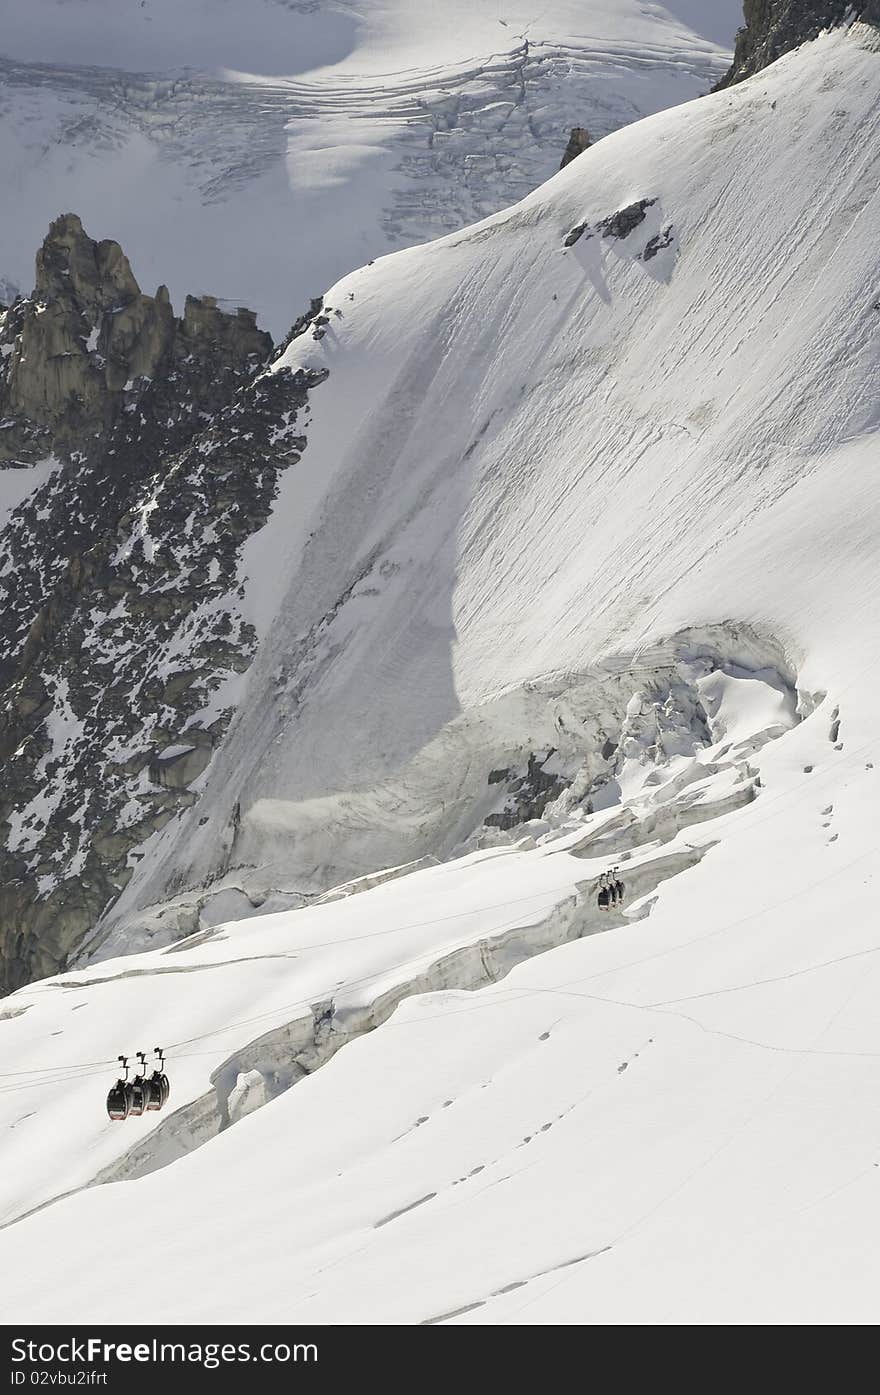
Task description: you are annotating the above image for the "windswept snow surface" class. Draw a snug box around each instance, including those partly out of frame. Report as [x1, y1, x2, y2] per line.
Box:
[0, 1, 738, 335]
[2, 26, 880, 1325]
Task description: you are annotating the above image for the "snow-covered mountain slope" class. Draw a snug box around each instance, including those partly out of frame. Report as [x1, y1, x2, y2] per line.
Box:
[0, 656, 864, 1324]
[1, 21, 880, 1325]
[0, 658, 790, 1227]
[0, 1, 739, 336]
[93, 20, 880, 949]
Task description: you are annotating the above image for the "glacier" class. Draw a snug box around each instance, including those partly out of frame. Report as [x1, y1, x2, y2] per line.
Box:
[0, 15, 879, 1326]
[0, 1, 739, 337]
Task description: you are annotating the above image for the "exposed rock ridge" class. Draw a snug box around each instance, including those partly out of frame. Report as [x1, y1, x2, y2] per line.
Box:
[715, 0, 880, 88]
[0, 215, 328, 990]
[0, 213, 271, 465]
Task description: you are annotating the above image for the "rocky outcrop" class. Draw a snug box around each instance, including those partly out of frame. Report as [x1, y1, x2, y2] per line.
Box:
[559, 127, 592, 169]
[0, 216, 328, 991]
[484, 751, 568, 830]
[0, 213, 270, 465]
[715, 1, 880, 88]
[564, 198, 656, 249]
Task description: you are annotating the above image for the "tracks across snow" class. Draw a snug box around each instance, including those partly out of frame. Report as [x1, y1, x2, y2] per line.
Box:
[0, 653, 787, 1229]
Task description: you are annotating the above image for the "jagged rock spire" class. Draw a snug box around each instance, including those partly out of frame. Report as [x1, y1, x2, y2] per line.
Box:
[0, 213, 271, 464]
[560, 127, 592, 169]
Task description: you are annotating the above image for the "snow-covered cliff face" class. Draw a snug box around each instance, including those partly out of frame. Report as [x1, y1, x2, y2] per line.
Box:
[0, 4, 747, 989]
[0, 1, 740, 339]
[84, 23, 880, 953]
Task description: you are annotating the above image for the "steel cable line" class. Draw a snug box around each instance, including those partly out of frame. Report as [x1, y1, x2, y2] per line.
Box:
[2, 668, 878, 1090]
[0, 894, 580, 1091]
[2, 656, 872, 1015]
[6, 709, 869, 1022]
[2, 836, 879, 1098]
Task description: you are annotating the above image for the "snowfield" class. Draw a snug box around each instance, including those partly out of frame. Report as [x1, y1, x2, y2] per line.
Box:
[0, 1, 739, 335]
[1, 653, 879, 1323]
[1, 20, 880, 1325]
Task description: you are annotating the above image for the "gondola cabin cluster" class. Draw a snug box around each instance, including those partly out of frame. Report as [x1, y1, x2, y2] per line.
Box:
[597, 868, 625, 910]
[106, 1049, 170, 1121]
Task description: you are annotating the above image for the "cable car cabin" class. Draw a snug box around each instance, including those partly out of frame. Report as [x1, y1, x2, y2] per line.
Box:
[129, 1077, 147, 1117]
[129, 1052, 149, 1116]
[106, 1079, 131, 1121]
[106, 1054, 135, 1121]
[598, 869, 627, 911]
[105, 1050, 170, 1120]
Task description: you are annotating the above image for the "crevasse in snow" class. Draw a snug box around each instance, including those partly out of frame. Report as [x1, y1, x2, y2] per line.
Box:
[0, 1, 739, 336]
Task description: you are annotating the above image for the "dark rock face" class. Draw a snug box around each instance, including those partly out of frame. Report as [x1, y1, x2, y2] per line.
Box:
[0, 215, 327, 990]
[598, 200, 656, 241]
[0, 214, 274, 466]
[563, 222, 590, 248]
[563, 199, 657, 249]
[716, 1, 880, 88]
[484, 752, 567, 830]
[642, 226, 675, 262]
[560, 127, 592, 169]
